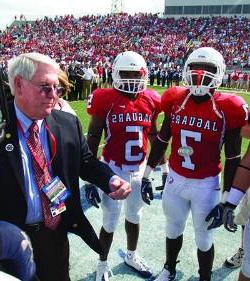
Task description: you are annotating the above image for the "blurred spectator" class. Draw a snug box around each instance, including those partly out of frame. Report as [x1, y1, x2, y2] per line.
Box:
[54, 69, 76, 115]
[0, 221, 37, 281]
[82, 64, 95, 100]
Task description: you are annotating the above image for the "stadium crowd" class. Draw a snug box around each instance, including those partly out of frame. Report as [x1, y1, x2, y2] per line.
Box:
[0, 13, 250, 68]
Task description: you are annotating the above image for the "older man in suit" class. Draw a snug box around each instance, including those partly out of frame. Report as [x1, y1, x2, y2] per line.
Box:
[0, 52, 131, 281]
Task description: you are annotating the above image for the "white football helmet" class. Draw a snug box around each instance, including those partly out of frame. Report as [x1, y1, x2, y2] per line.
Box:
[112, 51, 148, 96]
[182, 47, 226, 96]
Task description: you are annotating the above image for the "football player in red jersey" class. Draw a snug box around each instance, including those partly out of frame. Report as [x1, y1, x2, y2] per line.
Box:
[86, 51, 166, 280]
[141, 47, 248, 281]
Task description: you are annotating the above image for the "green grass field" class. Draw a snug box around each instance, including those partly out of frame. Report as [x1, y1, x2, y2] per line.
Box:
[68, 86, 250, 281]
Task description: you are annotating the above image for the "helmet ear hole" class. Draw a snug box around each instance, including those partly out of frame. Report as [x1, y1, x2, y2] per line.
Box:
[183, 47, 226, 96]
[112, 51, 148, 96]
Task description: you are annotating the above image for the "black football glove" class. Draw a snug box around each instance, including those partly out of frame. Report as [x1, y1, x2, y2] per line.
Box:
[222, 203, 237, 232]
[85, 183, 101, 208]
[141, 178, 154, 205]
[155, 173, 167, 191]
[205, 203, 224, 230]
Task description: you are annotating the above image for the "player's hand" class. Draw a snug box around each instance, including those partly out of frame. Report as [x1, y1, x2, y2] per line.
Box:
[155, 173, 167, 191]
[141, 178, 154, 205]
[205, 203, 224, 230]
[109, 176, 131, 200]
[85, 183, 101, 208]
[222, 203, 237, 232]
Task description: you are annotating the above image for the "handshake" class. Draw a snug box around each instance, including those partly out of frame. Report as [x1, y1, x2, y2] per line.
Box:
[205, 202, 237, 232]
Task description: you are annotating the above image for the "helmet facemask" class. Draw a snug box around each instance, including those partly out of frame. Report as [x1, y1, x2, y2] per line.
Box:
[184, 64, 221, 96]
[113, 69, 147, 97]
[183, 47, 226, 96]
[112, 51, 148, 97]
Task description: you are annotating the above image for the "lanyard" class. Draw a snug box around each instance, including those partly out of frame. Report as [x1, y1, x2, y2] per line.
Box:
[17, 119, 57, 167]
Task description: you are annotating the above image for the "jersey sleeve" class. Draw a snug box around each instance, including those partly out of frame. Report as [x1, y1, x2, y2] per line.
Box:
[224, 95, 248, 129]
[161, 87, 186, 116]
[147, 89, 162, 119]
[87, 89, 110, 119]
[161, 88, 174, 116]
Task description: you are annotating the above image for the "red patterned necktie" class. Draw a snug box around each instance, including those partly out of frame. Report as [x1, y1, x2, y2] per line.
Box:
[26, 122, 61, 230]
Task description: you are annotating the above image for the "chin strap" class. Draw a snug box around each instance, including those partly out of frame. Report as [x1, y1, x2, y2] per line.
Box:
[208, 92, 223, 119]
[175, 91, 192, 114]
[175, 90, 222, 119]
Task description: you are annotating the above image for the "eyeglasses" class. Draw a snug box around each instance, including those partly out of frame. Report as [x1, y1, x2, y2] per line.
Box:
[28, 80, 64, 96]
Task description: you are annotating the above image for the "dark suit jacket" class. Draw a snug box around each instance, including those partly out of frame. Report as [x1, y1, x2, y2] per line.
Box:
[0, 102, 115, 254]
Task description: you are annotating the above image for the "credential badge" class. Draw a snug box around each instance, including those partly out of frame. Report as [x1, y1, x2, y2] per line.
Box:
[178, 146, 193, 157]
[5, 143, 14, 152]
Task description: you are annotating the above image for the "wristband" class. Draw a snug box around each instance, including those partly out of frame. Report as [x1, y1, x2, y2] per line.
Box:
[160, 162, 169, 174]
[157, 134, 169, 144]
[225, 155, 241, 160]
[143, 165, 153, 178]
[227, 187, 245, 206]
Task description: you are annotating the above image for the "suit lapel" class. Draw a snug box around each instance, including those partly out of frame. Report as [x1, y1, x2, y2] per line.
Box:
[46, 113, 63, 176]
[5, 102, 25, 188]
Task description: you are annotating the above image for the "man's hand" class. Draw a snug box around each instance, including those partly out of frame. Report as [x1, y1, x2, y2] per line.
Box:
[222, 203, 237, 232]
[141, 178, 154, 205]
[85, 183, 101, 208]
[205, 203, 224, 230]
[109, 176, 131, 200]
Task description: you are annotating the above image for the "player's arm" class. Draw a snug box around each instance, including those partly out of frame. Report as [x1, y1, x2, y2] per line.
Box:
[231, 142, 250, 192]
[148, 118, 158, 145]
[144, 115, 171, 177]
[87, 115, 105, 157]
[85, 115, 105, 208]
[141, 115, 171, 205]
[221, 142, 250, 232]
[222, 127, 242, 199]
[240, 124, 250, 139]
[148, 118, 168, 160]
[148, 117, 169, 190]
[205, 128, 242, 229]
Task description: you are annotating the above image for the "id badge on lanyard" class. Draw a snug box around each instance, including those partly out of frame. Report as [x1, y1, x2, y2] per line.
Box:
[42, 176, 71, 217]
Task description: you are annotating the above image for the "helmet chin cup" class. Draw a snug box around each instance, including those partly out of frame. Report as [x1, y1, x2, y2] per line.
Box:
[188, 86, 210, 96]
[113, 78, 146, 95]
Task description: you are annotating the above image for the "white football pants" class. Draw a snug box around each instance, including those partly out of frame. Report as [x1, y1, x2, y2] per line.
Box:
[100, 160, 145, 233]
[162, 168, 220, 251]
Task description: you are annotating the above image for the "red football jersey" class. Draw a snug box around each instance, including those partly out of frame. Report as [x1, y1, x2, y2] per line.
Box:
[87, 88, 161, 167]
[161, 87, 248, 179]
